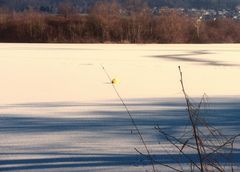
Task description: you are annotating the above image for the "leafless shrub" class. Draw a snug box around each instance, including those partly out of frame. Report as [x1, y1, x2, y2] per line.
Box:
[153, 66, 240, 172]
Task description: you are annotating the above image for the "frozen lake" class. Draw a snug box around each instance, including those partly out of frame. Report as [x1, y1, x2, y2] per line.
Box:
[0, 44, 240, 171]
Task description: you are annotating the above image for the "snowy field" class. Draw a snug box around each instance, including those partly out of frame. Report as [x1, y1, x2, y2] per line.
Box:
[0, 44, 240, 171]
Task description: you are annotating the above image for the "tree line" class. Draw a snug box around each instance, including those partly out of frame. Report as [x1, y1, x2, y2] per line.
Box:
[0, 1, 240, 43]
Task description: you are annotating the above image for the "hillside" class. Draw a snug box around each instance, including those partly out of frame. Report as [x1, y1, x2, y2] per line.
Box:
[0, 0, 240, 12]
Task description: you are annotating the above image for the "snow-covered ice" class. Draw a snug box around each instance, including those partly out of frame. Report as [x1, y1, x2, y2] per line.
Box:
[0, 44, 240, 171]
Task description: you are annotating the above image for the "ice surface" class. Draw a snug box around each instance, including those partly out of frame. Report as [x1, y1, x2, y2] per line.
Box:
[0, 44, 240, 171]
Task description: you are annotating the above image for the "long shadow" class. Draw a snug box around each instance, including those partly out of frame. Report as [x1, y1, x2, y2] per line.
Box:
[148, 50, 240, 67]
[1, 99, 239, 134]
[1, 153, 240, 171]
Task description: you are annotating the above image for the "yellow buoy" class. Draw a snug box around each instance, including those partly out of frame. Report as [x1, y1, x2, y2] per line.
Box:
[111, 78, 120, 85]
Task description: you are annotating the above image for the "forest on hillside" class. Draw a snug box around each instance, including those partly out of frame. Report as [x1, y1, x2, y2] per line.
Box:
[0, 0, 240, 12]
[0, 1, 240, 43]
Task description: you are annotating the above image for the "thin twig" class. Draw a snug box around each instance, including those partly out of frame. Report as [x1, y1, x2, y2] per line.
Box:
[100, 65, 156, 172]
[178, 66, 204, 172]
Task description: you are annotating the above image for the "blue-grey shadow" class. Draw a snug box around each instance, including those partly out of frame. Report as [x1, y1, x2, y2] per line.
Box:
[148, 50, 240, 67]
[1, 153, 240, 171]
[0, 98, 240, 170]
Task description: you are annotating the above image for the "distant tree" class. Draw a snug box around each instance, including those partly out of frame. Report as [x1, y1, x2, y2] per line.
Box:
[154, 8, 191, 43]
[90, 0, 122, 42]
[58, 2, 77, 18]
[123, 0, 148, 15]
[126, 3, 153, 42]
[201, 18, 240, 43]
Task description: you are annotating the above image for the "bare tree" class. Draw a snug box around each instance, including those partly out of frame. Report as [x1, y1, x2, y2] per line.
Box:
[58, 2, 77, 18]
[152, 66, 240, 171]
[90, 0, 122, 42]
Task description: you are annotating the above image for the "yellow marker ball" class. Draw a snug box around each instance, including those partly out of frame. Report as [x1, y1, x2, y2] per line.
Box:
[111, 78, 120, 85]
